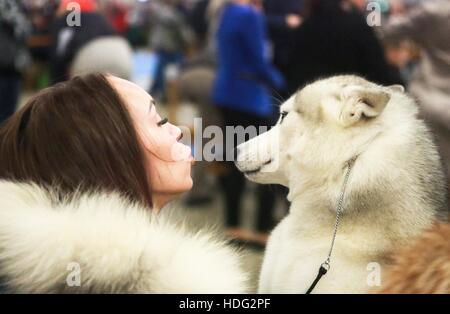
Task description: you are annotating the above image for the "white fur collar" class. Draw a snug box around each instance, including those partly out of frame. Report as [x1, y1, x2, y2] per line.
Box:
[0, 181, 248, 293]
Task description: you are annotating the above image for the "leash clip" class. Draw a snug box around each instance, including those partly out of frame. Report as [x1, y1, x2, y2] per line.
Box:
[320, 262, 330, 273]
[319, 262, 330, 276]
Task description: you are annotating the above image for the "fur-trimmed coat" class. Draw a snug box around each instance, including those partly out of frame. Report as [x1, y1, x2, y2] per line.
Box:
[0, 181, 248, 293]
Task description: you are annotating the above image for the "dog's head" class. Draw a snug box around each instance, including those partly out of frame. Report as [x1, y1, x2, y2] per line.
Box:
[235, 75, 422, 201]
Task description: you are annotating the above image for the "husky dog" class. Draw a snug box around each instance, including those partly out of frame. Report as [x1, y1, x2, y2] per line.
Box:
[235, 75, 448, 293]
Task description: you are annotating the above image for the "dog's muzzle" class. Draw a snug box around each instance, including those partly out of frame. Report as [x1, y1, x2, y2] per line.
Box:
[234, 127, 279, 176]
[236, 155, 273, 176]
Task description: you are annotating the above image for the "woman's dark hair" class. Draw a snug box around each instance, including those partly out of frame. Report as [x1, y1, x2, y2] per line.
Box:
[0, 73, 153, 207]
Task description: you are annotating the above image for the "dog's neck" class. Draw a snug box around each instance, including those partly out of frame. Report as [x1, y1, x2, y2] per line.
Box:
[286, 155, 437, 248]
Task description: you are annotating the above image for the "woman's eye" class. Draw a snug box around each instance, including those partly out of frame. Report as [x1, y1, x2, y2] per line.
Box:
[280, 111, 288, 123]
[157, 117, 168, 126]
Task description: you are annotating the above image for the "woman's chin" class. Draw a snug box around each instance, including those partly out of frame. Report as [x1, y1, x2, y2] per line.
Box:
[184, 177, 194, 192]
[161, 178, 194, 197]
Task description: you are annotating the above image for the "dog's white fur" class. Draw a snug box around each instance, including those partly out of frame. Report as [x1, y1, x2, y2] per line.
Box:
[235, 75, 448, 293]
[0, 181, 248, 293]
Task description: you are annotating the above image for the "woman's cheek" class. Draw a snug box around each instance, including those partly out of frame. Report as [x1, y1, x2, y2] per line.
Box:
[143, 128, 191, 162]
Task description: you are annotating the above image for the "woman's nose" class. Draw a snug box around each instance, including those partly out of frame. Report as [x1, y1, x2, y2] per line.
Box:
[169, 123, 183, 140]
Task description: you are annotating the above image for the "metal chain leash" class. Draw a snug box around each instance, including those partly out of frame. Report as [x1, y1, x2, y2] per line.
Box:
[324, 156, 357, 267]
[305, 156, 357, 294]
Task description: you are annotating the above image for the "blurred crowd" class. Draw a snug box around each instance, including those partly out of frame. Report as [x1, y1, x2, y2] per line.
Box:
[0, 0, 449, 245]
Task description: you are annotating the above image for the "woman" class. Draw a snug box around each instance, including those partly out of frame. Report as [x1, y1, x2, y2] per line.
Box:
[212, 0, 285, 245]
[0, 73, 247, 293]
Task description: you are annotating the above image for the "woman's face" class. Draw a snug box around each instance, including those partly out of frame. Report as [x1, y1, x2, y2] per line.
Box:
[108, 76, 194, 209]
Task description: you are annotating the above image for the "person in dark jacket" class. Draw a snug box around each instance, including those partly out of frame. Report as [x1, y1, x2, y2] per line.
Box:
[50, 0, 116, 83]
[0, 0, 30, 124]
[187, 0, 210, 47]
[212, 0, 285, 244]
[264, 0, 304, 99]
[285, 0, 401, 94]
[382, 0, 450, 181]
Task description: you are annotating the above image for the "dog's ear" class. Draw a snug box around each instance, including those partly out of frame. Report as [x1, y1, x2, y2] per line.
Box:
[339, 86, 390, 127]
[387, 85, 405, 93]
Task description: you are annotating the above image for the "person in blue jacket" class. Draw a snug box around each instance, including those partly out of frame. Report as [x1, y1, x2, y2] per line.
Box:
[212, 0, 285, 245]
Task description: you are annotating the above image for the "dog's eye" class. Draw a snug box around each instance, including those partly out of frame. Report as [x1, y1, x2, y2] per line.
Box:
[280, 111, 288, 123]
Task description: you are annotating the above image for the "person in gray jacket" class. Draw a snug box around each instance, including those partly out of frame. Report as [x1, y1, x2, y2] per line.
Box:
[148, 0, 193, 101]
[382, 0, 450, 180]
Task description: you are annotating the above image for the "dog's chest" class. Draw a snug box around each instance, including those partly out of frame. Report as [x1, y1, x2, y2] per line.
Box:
[260, 220, 373, 293]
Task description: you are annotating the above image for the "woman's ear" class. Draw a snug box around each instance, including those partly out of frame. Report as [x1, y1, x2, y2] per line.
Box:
[339, 85, 391, 127]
